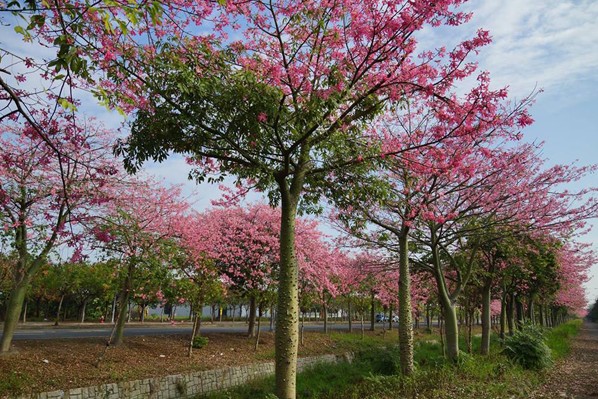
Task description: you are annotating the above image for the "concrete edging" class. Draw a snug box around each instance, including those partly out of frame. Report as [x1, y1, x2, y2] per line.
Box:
[15, 352, 354, 399]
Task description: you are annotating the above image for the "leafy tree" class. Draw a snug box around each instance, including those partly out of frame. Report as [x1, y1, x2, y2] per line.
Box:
[102, 4, 491, 394]
[68, 261, 117, 323]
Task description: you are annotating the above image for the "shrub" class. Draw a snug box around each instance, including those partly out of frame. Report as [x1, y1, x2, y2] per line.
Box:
[503, 324, 552, 370]
[192, 336, 209, 349]
[355, 346, 401, 375]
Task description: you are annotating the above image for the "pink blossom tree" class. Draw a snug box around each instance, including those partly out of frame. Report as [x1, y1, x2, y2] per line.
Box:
[332, 79, 535, 365]
[0, 115, 118, 352]
[19, 1, 519, 395]
[92, 179, 189, 345]
[179, 204, 281, 338]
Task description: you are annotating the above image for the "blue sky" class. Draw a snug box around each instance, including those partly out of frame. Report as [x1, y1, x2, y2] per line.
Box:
[147, 0, 598, 302]
[459, 0, 598, 302]
[1, 0, 597, 302]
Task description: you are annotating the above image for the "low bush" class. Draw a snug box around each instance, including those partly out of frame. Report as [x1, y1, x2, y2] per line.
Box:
[503, 324, 552, 370]
[192, 336, 209, 349]
[354, 346, 401, 375]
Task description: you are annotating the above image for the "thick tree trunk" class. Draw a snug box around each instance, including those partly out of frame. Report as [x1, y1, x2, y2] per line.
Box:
[248, 295, 257, 337]
[439, 294, 459, 361]
[323, 303, 328, 334]
[426, 304, 431, 329]
[194, 308, 203, 336]
[370, 291, 375, 332]
[254, 305, 262, 351]
[515, 296, 524, 328]
[22, 300, 27, 323]
[528, 295, 535, 324]
[388, 304, 393, 331]
[500, 294, 506, 340]
[398, 231, 414, 375]
[480, 279, 492, 355]
[141, 304, 147, 323]
[54, 295, 65, 326]
[274, 183, 300, 399]
[188, 312, 199, 358]
[80, 300, 87, 323]
[113, 263, 134, 346]
[439, 312, 445, 356]
[432, 244, 459, 362]
[506, 293, 515, 336]
[538, 304, 546, 327]
[270, 305, 275, 332]
[111, 294, 117, 324]
[348, 299, 353, 333]
[0, 282, 28, 352]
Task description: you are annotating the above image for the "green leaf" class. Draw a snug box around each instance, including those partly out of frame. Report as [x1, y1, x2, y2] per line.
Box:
[57, 98, 78, 112]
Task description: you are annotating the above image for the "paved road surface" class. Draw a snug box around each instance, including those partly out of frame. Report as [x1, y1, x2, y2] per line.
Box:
[0, 321, 403, 340]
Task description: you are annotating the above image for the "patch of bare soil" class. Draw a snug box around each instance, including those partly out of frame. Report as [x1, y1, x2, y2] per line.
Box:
[532, 322, 598, 399]
[0, 330, 348, 397]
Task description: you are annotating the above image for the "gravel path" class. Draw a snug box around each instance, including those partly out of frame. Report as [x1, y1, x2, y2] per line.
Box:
[532, 321, 598, 399]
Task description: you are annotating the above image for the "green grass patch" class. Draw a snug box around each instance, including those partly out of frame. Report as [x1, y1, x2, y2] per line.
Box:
[202, 358, 374, 399]
[545, 319, 582, 359]
[328, 331, 398, 351]
[0, 371, 31, 396]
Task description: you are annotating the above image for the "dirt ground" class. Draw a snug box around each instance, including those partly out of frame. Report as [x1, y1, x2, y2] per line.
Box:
[532, 321, 598, 399]
[0, 329, 352, 397]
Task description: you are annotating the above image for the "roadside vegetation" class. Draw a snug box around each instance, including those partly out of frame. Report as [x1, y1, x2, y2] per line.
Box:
[204, 321, 582, 399]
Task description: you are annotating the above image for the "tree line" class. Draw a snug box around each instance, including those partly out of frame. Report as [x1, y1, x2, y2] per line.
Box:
[1, 1, 597, 398]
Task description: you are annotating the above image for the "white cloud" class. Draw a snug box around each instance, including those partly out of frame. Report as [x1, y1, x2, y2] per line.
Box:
[461, 0, 598, 99]
[417, 0, 598, 102]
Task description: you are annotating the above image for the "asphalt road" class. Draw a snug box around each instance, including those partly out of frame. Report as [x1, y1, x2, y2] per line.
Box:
[0, 321, 403, 340]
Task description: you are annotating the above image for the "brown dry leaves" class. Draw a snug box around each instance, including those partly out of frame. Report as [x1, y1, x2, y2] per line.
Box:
[0, 329, 344, 396]
[532, 322, 598, 399]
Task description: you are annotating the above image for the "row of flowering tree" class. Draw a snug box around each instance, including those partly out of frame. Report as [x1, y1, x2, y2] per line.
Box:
[4, 0, 508, 395]
[333, 118, 596, 367]
[2, 1, 597, 398]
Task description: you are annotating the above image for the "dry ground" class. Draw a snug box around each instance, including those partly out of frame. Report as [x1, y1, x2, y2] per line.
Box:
[0, 329, 357, 397]
[533, 321, 598, 399]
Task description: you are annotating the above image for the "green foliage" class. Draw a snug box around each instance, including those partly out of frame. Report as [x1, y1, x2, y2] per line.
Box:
[329, 332, 397, 351]
[354, 346, 401, 376]
[192, 336, 209, 349]
[503, 324, 552, 370]
[202, 324, 584, 399]
[414, 340, 446, 368]
[343, 350, 541, 399]
[0, 371, 30, 396]
[204, 355, 374, 399]
[545, 319, 582, 359]
[296, 361, 372, 398]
